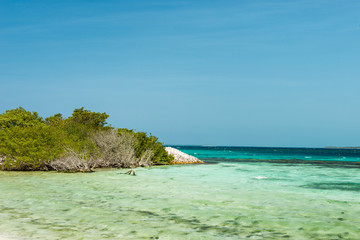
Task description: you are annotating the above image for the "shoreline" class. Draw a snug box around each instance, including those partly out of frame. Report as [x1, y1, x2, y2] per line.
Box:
[0, 148, 202, 172]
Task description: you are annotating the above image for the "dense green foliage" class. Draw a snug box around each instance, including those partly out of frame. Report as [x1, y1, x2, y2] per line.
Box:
[0, 107, 173, 171]
[0, 107, 43, 128]
[118, 129, 173, 165]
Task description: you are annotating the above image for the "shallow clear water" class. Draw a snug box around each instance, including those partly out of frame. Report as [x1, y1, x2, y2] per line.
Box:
[0, 147, 360, 239]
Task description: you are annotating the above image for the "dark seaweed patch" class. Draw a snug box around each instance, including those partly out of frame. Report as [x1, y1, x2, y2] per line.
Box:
[221, 165, 237, 168]
[126, 208, 288, 238]
[301, 182, 360, 192]
[202, 158, 360, 169]
[137, 210, 159, 217]
[235, 168, 250, 172]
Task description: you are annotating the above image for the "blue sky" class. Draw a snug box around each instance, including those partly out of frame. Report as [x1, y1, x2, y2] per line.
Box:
[1, 0, 359, 147]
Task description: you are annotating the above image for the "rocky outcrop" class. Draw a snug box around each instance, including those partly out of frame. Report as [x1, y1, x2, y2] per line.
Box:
[165, 147, 203, 164]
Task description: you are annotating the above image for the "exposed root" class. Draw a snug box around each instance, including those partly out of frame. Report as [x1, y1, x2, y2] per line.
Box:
[121, 169, 136, 175]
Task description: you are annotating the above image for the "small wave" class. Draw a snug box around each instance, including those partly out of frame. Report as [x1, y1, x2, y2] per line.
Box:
[304, 156, 312, 159]
[254, 176, 268, 180]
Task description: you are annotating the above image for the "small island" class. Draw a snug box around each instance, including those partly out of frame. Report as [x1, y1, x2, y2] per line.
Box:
[0, 107, 201, 172]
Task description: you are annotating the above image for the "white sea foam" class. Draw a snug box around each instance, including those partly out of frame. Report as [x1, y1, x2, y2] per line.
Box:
[254, 176, 268, 180]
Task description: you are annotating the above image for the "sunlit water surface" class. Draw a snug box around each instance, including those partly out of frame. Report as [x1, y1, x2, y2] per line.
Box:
[0, 146, 360, 239]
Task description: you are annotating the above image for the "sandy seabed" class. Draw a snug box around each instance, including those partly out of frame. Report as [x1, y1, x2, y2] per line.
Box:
[0, 235, 13, 240]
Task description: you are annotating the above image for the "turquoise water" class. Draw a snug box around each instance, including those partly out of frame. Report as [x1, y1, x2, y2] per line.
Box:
[177, 146, 360, 162]
[0, 146, 360, 239]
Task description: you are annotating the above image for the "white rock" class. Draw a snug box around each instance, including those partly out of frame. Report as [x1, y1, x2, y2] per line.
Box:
[165, 147, 203, 164]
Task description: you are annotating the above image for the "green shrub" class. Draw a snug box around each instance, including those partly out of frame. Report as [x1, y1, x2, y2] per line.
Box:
[0, 107, 43, 128]
[118, 129, 174, 165]
[0, 125, 63, 170]
[0, 107, 173, 171]
[68, 107, 109, 129]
